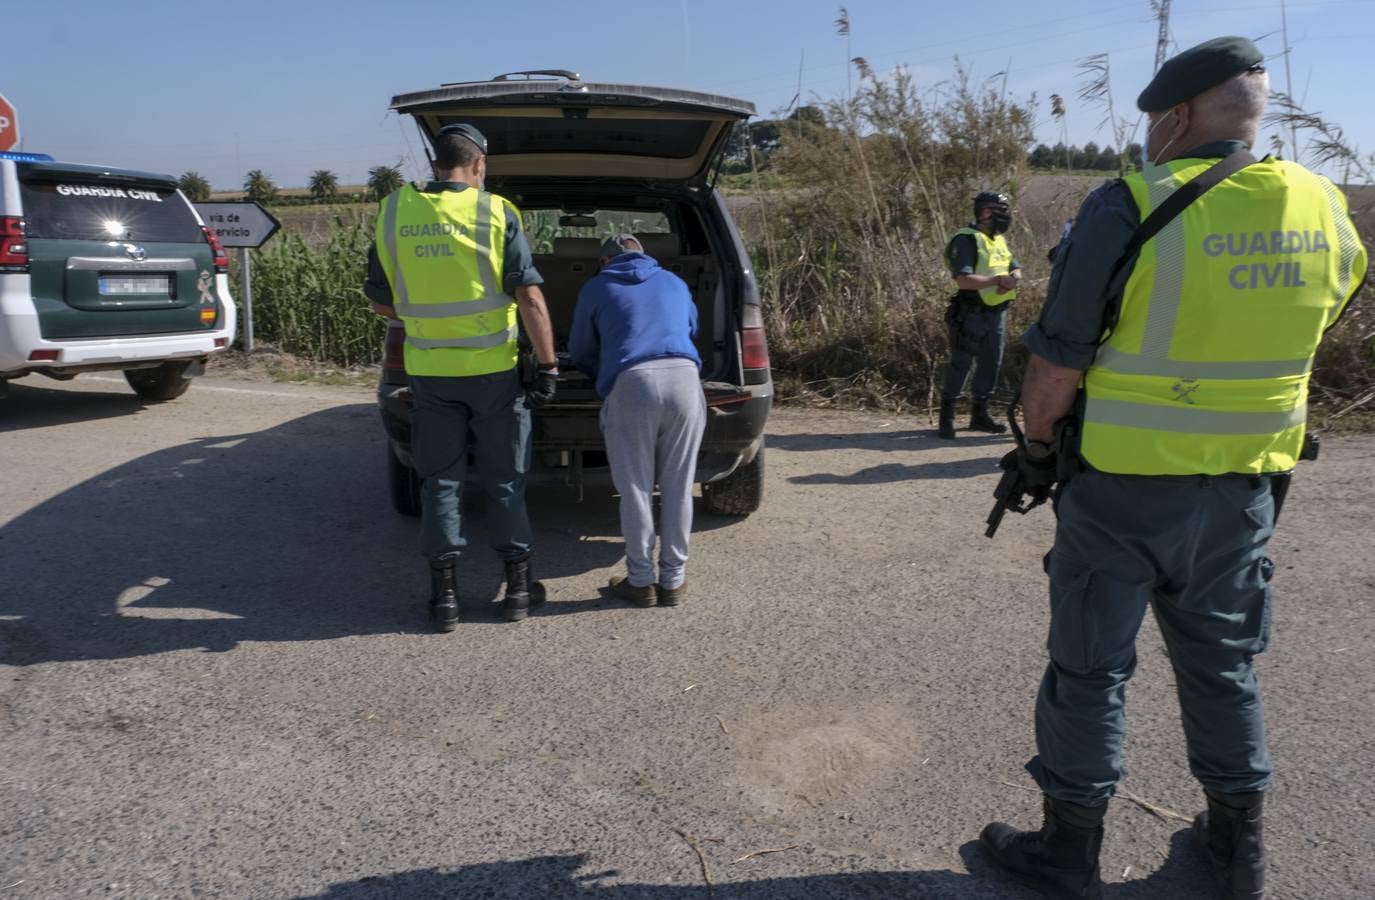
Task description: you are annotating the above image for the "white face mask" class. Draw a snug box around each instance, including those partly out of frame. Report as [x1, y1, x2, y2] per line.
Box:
[1140, 111, 1179, 171]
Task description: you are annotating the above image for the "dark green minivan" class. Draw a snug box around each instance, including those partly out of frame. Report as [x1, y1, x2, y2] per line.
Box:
[0, 153, 237, 400]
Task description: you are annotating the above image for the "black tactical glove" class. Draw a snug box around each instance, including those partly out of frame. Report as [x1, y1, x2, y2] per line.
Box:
[525, 364, 558, 409]
[999, 440, 1058, 500]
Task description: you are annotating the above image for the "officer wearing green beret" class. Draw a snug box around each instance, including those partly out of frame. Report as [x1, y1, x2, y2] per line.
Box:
[977, 37, 1366, 899]
[937, 191, 1022, 439]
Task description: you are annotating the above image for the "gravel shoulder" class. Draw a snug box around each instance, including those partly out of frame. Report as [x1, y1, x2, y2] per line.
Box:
[1, 374, 1371, 899]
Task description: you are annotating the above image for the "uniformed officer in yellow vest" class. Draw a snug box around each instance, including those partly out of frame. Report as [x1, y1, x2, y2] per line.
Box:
[977, 38, 1366, 899]
[938, 191, 1022, 439]
[365, 123, 560, 631]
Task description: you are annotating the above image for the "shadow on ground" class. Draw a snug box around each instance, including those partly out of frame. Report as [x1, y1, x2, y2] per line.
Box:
[298, 831, 1217, 899]
[790, 456, 1002, 485]
[0, 379, 151, 431]
[770, 430, 1012, 454]
[0, 388, 732, 665]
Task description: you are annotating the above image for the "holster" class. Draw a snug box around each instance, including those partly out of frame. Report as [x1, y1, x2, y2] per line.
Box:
[517, 350, 537, 389]
[946, 296, 989, 354]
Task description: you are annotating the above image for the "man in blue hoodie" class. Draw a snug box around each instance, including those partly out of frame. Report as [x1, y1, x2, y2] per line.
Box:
[569, 234, 706, 607]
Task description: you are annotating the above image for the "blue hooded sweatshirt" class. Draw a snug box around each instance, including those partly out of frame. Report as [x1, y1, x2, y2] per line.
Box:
[568, 253, 701, 398]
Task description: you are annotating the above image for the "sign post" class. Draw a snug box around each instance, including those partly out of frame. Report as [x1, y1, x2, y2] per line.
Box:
[193, 201, 281, 352]
[0, 92, 19, 152]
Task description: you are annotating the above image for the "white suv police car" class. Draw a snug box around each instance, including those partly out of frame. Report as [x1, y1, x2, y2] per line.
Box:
[0, 152, 236, 400]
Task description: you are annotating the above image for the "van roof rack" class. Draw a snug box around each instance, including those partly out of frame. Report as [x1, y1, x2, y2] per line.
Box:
[441, 70, 580, 88]
[491, 70, 580, 82]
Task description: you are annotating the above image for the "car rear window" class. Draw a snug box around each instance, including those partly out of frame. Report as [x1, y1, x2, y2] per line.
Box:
[18, 179, 203, 243]
[523, 210, 671, 254]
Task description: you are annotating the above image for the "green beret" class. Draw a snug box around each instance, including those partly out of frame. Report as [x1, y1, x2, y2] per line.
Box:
[1137, 36, 1265, 112]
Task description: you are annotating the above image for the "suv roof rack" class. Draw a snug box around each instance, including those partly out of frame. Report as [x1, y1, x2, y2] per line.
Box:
[441, 70, 581, 87]
[491, 70, 580, 82]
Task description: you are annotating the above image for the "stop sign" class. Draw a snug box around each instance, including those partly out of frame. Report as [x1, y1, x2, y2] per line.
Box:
[0, 93, 18, 152]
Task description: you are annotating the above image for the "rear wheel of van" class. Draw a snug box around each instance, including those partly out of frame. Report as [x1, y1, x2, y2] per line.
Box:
[124, 362, 193, 401]
[703, 445, 764, 517]
[388, 445, 423, 517]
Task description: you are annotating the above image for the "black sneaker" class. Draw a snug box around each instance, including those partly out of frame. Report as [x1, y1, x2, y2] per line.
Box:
[655, 582, 686, 607]
[609, 575, 656, 607]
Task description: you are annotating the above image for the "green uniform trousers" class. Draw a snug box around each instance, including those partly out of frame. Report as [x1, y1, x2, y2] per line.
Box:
[410, 369, 532, 563]
[1027, 467, 1276, 806]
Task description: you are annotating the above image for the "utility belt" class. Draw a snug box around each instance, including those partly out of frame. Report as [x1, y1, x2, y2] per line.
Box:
[948, 292, 1011, 314]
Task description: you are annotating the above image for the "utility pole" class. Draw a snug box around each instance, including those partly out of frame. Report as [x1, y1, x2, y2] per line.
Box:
[1280, 0, 1300, 160]
[1153, 0, 1172, 73]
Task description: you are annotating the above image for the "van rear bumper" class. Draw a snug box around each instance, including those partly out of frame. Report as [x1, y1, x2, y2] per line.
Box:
[378, 378, 771, 483]
[0, 273, 237, 377]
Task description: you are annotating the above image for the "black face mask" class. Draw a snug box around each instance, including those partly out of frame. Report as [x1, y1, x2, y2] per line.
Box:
[989, 211, 1012, 235]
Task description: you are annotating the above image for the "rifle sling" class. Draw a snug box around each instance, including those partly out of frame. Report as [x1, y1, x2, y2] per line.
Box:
[1101, 148, 1259, 333]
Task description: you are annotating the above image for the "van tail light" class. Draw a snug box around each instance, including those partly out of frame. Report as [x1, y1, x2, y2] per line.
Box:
[383, 324, 406, 372]
[740, 303, 770, 386]
[0, 217, 28, 271]
[742, 326, 770, 370]
[201, 226, 229, 272]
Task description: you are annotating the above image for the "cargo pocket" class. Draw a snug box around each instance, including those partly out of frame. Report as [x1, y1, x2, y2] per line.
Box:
[1241, 494, 1276, 545]
[955, 311, 990, 353]
[1046, 560, 1149, 675]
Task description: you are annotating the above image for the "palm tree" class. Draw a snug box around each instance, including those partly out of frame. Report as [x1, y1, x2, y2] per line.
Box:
[177, 171, 211, 202]
[367, 163, 405, 201]
[243, 169, 278, 203]
[308, 169, 339, 202]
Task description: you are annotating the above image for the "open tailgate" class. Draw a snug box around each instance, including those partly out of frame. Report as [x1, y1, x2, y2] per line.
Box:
[391, 73, 755, 185]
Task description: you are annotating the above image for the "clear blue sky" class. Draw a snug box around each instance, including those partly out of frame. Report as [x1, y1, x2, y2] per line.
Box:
[7, 0, 1374, 189]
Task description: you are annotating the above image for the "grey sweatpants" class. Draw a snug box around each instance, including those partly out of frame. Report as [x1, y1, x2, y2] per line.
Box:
[601, 359, 706, 589]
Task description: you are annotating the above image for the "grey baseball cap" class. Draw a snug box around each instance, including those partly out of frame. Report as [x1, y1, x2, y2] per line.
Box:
[600, 233, 643, 257]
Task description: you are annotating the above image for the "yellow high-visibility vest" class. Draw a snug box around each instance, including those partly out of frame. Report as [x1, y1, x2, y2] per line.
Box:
[953, 226, 1017, 305]
[374, 184, 519, 377]
[1081, 156, 1367, 475]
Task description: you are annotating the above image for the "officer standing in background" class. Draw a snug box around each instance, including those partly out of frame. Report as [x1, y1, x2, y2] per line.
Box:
[978, 38, 1366, 900]
[938, 191, 1022, 440]
[365, 123, 560, 631]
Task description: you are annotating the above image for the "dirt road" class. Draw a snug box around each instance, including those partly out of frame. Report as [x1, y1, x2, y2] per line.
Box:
[2, 375, 1371, 898]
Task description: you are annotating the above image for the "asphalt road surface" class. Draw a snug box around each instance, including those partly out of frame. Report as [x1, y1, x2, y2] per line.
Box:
[2, 374, 1372, 900]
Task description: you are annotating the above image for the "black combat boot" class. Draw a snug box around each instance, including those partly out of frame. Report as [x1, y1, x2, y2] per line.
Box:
[1193, 790, 1265, 899]
[970, 399, 1008, 434]
[938, 400, 957, 440]
[502, 554, 547, 622]
[429, 559, 460, 633]
[980, 795, 1106, 900]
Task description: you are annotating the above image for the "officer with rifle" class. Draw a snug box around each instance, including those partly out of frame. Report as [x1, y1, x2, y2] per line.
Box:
[977, 37, 1366, 900]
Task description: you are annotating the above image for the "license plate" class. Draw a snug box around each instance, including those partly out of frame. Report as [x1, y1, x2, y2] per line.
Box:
[99, 275, 171, 295]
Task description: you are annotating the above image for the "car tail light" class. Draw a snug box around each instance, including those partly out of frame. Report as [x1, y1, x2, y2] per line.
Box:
[214, 337, 228, 348]
[28, 349, 59, 361]
[383, 324, 406, 372]
[201, 226, 229, 272]
[0, 217, 28, 271]
[742, 326, 769, 371]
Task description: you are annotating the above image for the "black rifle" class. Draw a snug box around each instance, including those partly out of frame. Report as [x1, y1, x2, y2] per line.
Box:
[985, 402, 1076, 539]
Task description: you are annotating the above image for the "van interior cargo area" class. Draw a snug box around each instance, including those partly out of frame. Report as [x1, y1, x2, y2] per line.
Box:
[511, 193, 731, 388]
